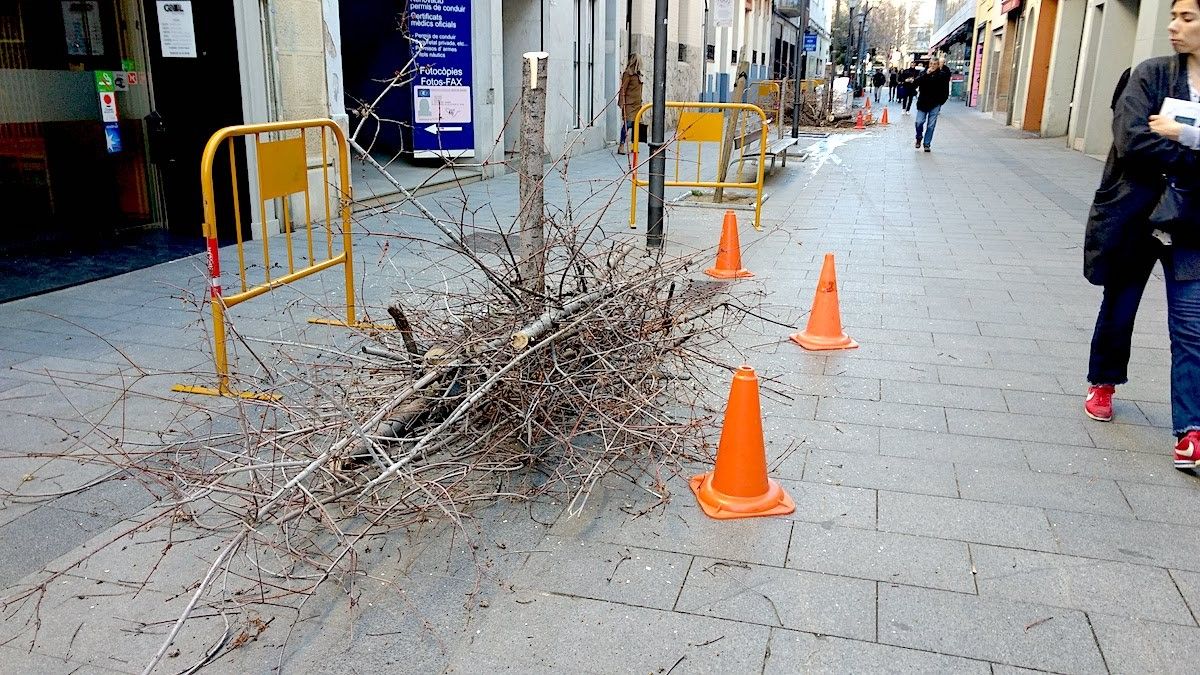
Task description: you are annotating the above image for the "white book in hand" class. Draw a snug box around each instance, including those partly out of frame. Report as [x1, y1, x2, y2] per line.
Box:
[1160, 97, 1200, 127]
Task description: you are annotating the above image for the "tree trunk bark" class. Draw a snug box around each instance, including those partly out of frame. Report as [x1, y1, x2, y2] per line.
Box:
[518, 54, 548, 299]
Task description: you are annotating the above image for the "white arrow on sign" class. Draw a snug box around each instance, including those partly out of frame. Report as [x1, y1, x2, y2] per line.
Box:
[423, 124, 464, 134]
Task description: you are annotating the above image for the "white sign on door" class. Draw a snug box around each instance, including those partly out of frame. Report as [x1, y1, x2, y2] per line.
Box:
[98, 91, 118, 122]
[156, 1, 197, 58]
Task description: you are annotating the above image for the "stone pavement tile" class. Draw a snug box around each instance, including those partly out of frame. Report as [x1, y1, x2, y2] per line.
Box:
[787, 522, 973, 593]
[878, 492, 1057, 552]
[774, 375, 881, 402]
[880, 380, 1008, 412]
[815, 398, 947, 433]
[824, 357, 939, 383]
[803, 448, 958, 497]
[550, 483, 793, 568]
[674, 557, 875, 640]
[882, 316, 980, 335]
[0, 644, 122, 674]
[1117, 482, 1200, 526]
[945, 408, 1089, 446]
[445, 592, 770, 674]
[767, 418, 881, 458]
[776, 479, 877, 529]
[880, 428, 1031, 468]
[1005, 389, 1152, 425]
[1023, 443, 1197, 488]
[1085, 421, 1174, 453]
[1135, 400, 1173, 429]
[938, 364, 1066, 395]
[956, 465, 1132, 517]
[1169, 569, 1200, 622]
[762, 628, 990, 674]
[932, 333, 1041, 355]
[1048, 509, 1200, 573]
[512, 536, 691, 611]
[1089, 614, 1200, 674]
[877, 584, 1107, 673]
[842, 327, 934, 347]
[971, 545, 1193, 625]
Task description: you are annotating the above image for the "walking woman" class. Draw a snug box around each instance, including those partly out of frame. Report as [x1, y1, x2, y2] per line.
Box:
[617, 55, 643, 155]
[1082, 0, 1200, 469]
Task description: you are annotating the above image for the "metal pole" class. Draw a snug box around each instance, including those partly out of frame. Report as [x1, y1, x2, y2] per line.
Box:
[700, 1, 710, 100]
[791, 1, 808, 138]
[646, 0, 668, 248]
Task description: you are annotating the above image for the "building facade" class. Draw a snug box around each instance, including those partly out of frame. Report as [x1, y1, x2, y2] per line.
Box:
[967, 0, 1176, 156]
[0, 0, 345, 299]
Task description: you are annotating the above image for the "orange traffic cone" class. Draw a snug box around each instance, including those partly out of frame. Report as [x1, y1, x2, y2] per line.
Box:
[790, 253, 858, 351]
[854, 111, 865, 130]
[690, 366, 795, 520]
[705, 210, 753, 279]
[880, 107, 890, 126]
[864, 97, 872, 111]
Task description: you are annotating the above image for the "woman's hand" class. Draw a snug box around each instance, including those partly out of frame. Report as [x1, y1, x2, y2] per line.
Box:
[1149, 114, 1184, 141]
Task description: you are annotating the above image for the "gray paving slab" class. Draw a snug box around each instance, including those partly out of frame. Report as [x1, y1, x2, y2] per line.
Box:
[815, 398, 947, 433]
[776, 479, 877, 529]
[1169, 569, 1200, 624]
[880, 379, 1009, 412]
[512, 536, 691, 611]
[1089, 614, 1200, 674]
[878, 491, 1058, 552]
[787, 521, 974, 593]
[946, 408, 1091, 446]
[877, 583, 1107, 673]
[1048, 509, 1200, 573]
[674, 556, 876, 640]
[444, 592, 771, 674]
[972, 544, 1194, 625]
[956, 465, 1133, 517]
[803, 448, 959, 497]
[1023, 442, 1197, 487]
[880, 427, 1031, 468]
[1116, 481, 1200, 526]
[763, 628, 990, 674]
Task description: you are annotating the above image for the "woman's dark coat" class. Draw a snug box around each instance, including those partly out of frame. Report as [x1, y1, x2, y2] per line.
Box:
[1084, 54, 1200, 285]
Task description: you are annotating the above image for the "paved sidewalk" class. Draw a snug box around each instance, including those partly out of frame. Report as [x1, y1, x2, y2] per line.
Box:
[3, 104, 1199, 674]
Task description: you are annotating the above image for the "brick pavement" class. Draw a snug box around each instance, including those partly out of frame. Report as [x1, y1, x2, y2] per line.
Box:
[2, 103, 1199, 673]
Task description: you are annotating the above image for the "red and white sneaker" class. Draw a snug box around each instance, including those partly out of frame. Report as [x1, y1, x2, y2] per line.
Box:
[1084, 384, 1115, 422]
[1174, 431, 1200, 470]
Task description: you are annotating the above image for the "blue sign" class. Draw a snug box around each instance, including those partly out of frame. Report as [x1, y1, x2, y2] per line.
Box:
[104, 122, 122, 153]
[407, 1, 474, 158]
[803, 32, 818, 53]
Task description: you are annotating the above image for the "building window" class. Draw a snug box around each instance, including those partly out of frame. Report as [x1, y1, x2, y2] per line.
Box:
[573, 0, 597, 128]
[706, 44, 715, 61]
[678, 43, 687, 62]
[752, 50, 758, 65]
[731, 49, 738, 64]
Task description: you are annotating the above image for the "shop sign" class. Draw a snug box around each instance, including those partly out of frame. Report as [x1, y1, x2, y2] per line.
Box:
[156, 1, 197, 58]
[803, 32, 818, 53]
[1001, 0, 1022, 13]
[98, 91, 118, 122]
[408, 1, 475, 157]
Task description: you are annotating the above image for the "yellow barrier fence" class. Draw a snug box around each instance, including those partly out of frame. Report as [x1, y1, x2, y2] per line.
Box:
[173, 118, 376, 401]
[628, 101, 768, 231]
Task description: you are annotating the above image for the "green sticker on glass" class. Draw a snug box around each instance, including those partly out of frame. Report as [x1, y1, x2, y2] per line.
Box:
[94, 70, 114, 92]
[121, 58, 135, 72]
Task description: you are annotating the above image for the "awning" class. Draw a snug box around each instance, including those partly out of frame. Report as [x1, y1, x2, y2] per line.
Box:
[930, 3, 976, 51]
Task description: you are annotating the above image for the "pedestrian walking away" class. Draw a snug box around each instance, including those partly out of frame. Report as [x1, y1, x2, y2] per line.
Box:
[888, 68, 899, 102]
[899, 62, 919, 114]
[872, 69, 885, 103]
[913, 59, 951, 151]
[1082, 0, 1200, 470]
[617, 55, 643, 156]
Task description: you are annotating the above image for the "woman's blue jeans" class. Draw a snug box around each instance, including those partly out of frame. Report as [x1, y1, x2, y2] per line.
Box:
[1089, 244, 1200, 435]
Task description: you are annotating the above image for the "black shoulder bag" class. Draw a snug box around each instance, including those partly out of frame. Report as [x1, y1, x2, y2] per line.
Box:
[1149, 58, 1200, 229]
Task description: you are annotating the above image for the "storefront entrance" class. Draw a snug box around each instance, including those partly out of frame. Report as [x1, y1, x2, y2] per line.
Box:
[0, 0, 247, 301]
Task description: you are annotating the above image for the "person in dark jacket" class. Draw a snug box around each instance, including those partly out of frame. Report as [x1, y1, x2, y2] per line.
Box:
[913, 59, 951, 151]
[872, 69, 886, 102]
[888, 68, 899, 102]
[899, 63, 919, 114]
[1082, 0, 1200, 469]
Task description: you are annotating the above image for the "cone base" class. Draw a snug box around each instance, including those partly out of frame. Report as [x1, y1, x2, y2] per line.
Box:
[689, 473, 796, 520]
[789, 331, 858, 351]
[705, 267, 754, 279]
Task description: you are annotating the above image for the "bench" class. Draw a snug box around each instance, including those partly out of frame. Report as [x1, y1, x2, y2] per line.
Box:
[730, 118, 801, 172]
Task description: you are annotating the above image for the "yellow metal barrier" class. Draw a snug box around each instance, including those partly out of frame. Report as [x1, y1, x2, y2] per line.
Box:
[628, 102, 768, 232]
[173, 118, 377, 401]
